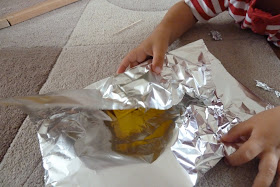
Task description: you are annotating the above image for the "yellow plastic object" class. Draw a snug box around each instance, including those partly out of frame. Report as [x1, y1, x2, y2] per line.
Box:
[106, 108, 175, 160]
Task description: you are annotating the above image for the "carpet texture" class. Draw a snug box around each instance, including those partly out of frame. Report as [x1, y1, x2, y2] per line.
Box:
[0, 0, 90, 48]
[0, 0, 280, 186]
[0, 47, 61, 162]
[106, 0, 179, 11]
[0, 0, 90, 162]
[66, 0, 165, 47]
[0, 0, 46, 17]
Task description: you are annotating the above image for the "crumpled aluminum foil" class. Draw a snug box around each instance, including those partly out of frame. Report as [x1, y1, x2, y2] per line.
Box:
[0, 40, 271, 186]
[209, 30, 222, 41]
[256, 80, 280, 98]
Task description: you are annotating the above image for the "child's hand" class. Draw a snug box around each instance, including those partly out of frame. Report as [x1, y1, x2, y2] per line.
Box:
[117, 1, 196, 74]
[222, 106, 280, 187]
[117, 28, 170, 74]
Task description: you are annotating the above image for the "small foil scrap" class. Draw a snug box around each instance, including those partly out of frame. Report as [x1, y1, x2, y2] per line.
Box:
[0, 40, 270, 186]
[209, 30, 222, 41]
[275, 91, 280, 98]
[256, 80, 280, 98]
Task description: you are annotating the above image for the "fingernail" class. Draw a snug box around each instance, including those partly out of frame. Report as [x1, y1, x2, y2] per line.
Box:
[155, 67, 161, 74]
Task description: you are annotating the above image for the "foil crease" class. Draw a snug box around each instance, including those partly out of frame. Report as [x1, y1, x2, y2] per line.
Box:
[0, 40, 270, 186]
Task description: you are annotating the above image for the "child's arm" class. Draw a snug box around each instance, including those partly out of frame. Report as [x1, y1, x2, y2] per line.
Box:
[222, 106, 280, 187]
[117, 1, 197, 74]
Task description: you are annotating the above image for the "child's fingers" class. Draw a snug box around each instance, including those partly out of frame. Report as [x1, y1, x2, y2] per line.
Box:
[252, 153, 278, 187]
[277, 161, 280, 187]
[135, 47, 149, 63]
[117, 49, 146, 74]
[151, 44, 167, 74]
[129, 49, 149, 68]
[117, 55, 134, 74]
[226, 138, 263, 166]
[221, 121, 253, 142]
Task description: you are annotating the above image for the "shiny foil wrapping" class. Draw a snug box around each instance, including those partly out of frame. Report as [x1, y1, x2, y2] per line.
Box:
[0, 40, 271, 186]
[209, 30, 222, 41]
[256, 80, 280, 98]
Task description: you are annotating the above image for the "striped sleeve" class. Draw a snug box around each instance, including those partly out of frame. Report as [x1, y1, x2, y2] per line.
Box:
[271, 33, 280, 48]
[267, 26, 280, 48]
[185, 0, 229, 22]
[274, 41, 280, 48]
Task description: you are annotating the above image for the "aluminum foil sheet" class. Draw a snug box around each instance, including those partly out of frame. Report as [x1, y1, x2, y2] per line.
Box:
[256, 80, 280, 98]
[0, 40, 271, 186]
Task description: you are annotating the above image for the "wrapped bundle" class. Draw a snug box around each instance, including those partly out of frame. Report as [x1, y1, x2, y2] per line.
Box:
[0, 40, 270, 186]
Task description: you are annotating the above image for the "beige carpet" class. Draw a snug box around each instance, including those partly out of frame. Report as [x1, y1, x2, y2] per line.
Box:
[0, 0, 280, 186]
[0, 0, 90, 161]
[0, 0, 46, 17]
[0, 47, 61, 161]
[107, 0, 179, 11]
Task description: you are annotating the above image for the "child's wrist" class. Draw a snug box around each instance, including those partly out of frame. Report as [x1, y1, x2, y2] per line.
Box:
[154, 24, 173, 44]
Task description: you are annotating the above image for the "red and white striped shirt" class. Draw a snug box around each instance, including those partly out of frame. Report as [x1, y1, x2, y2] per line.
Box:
[185, 0, 280, 47]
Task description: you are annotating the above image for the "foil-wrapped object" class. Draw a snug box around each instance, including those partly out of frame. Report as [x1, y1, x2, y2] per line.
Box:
[0, 40, 270, 186]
